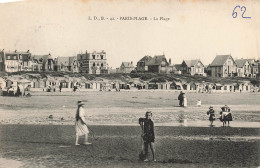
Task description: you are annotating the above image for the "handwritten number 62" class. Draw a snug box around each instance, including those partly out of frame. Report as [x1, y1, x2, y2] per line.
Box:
[232, 5, 251, 19]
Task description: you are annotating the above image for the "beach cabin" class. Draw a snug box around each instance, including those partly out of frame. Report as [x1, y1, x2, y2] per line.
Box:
[39, 79, 46, 88]
[182, 83, 188, 90]
[119, 82, 126, 89]
[84, 81, 92, 89]
[148, 82, 158, 89]
[170, 81, 183, 90]
[157, 82, 169, 90]
[241, 82, 251, 92]
[189, 82, 197, 91]
[59, 79, 69, 88]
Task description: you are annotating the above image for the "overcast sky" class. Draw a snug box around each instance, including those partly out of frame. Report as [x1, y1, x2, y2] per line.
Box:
[0, 0, 259, 68]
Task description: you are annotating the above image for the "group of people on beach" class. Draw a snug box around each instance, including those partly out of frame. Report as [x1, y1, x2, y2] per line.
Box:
[74, 101, 156, 161]
[207, 105, 233, 126]
[74, 91, 233, 162]
[178, 91, 187, 107]
[177, 91, 233, 127]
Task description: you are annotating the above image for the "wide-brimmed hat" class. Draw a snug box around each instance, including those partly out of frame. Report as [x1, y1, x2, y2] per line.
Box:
[209, 106, 213, 109]
[77, 101, 85, 106]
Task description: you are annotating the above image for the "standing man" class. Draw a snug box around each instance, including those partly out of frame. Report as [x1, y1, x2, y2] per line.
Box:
[59, 83, 62, 92]
[178, 91, 184, 107]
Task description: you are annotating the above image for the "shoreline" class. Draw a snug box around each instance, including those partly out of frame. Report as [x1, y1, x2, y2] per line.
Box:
[1, 120, 260, 128]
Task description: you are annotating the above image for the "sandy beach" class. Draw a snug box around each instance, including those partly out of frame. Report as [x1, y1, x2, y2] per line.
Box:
[0, 125, 259, 168]
[0, 91, 260, 126]
[0, 91, 259, 167]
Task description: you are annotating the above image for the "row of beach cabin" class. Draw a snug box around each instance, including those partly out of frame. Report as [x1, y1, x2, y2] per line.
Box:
[0, 76, 258, 93]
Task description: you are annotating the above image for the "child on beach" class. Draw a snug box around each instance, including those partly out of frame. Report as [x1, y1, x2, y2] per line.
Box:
[207, 106, 215, 126]
[75, 101, 91, 145]
[197, 99, 202, 107]
[139, 111, 156, 162]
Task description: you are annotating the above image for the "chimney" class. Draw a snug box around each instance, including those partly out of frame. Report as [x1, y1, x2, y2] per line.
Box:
[27, 50, 30, 53]
[169, 58, 171, 65]
[15, 50, 17, 52]
[49, 52, 51, 56]
[131, 61, 133, 65]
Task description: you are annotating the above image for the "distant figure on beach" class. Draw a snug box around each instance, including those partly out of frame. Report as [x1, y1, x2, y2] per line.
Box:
[197, 100, 201, 107]
[183, 92, 187, 107]
[207, 106, 215, 126]
[73, 85, 77, 92]
[219, 105, 232, 127]
[139, 111, 156, 162]
[59, 83, 62, 92]
[75, 101, 91, 145]
[178, 91, 184, 107]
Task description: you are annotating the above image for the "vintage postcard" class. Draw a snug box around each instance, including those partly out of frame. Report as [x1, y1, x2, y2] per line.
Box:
[0, 0, 259, 167]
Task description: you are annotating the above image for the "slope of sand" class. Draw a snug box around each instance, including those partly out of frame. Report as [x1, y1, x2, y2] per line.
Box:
[0, 125, 259, 168]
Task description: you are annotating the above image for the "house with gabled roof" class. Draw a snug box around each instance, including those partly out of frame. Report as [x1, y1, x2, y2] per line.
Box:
[247, 59, 259, 78]
[235, 59, 252, 77]
[32, 53, 54, 72]
[54, 56, 79, 72]
[146, 55, 169, 73]
[69, 56, 79, 73]
[181, 59, 205, 76]
[55, 56, 70, 72]
[118, 61, 135, 73]
[136, 55, 152, 72]
[208, 55, 237, 77]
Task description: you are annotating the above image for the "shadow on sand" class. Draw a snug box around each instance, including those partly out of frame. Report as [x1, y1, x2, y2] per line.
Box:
[159, 158, 196, 164]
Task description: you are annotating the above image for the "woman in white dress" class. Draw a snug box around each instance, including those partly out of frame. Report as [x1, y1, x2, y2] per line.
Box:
[75, 101, 91, 145]
[183, 93, 187, 107]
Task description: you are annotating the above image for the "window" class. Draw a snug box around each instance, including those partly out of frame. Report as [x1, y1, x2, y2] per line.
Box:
[13, 56, 17, 59]
[101, 63, 103, 67]
[92, 55, 95, 59]
[93, 62, 95, 67]
[19, 55, 22, 59]
[97, 63, 99, 66]
[7, 56, 11, 59]
[101, 55, 103, 59]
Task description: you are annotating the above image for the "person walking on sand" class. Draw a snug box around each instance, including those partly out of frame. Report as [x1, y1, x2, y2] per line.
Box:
[178, 91, 184, 107]
[75, 101, 91, 145]
[140, 111, 156, 162]
[183, 92, 187, 107]
[207, 106, 215, 126]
